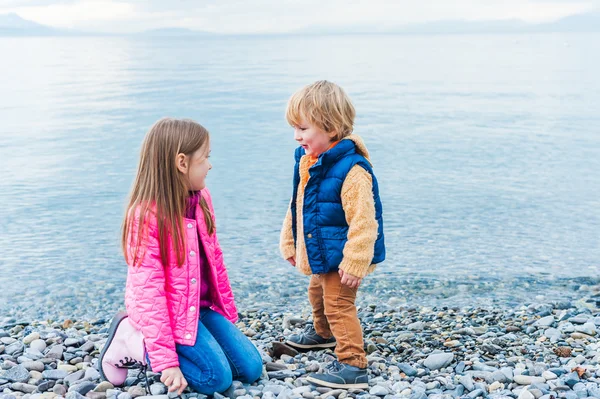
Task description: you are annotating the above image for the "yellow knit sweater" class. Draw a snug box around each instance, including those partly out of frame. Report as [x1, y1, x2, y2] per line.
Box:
[279, 134, 379, 278]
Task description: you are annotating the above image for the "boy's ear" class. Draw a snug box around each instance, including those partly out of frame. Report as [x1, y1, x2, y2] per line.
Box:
[329, 130, 339, 140]
[176, 153, 188, 174]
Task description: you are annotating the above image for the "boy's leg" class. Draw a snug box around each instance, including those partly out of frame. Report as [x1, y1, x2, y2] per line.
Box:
[308, 274, 333, 338]
[304, 271, 368, 389]
[285, 275, 337, 350]
[321, 271, 367, 368]
[199, 309, 263, 384]
[176, 317, 233, 395]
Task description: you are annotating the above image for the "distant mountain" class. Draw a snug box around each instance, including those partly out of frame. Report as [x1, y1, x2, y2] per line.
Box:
[537, 11, 600, 32]
[1, 10, 599, 37]
[0, 13, 59, 36]
[388, 19, 531, 34]
[295, 11, 600, 35]
[138, 27, 216, 37]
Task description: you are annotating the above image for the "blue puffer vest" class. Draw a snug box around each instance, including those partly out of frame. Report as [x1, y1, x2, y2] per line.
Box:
[290, 138, 385, 274]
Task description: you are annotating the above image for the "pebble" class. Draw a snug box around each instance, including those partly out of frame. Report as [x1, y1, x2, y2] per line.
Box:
[2, 302, 600, 399]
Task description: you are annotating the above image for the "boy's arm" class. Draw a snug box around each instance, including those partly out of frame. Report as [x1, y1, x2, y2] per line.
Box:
[280, 203, 296, 260]
[339, 165, 378, 278]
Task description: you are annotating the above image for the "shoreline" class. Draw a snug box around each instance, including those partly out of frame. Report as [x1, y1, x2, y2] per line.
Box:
[2, 300, 600, 399]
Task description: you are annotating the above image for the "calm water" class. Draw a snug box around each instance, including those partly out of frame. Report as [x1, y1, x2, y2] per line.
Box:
[0, 33, 599, 321]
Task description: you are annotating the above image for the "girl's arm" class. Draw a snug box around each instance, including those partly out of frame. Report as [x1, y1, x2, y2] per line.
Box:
[202, 188, 238, 323]
[125, 218, 179, 373]
[338, 165, 378, 278]
[212, 232, 238, 323]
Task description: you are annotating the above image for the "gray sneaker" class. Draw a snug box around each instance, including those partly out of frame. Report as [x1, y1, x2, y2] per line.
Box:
[285, 324, 336, 350]
[306, 360, 368, 389]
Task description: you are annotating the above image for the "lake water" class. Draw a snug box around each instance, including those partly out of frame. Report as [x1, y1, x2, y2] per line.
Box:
[0, 33, 599, 322]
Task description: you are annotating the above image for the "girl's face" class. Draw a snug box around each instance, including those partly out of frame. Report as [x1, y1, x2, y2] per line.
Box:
[293, 118, 336, 157]
[178, 142, 212, 191]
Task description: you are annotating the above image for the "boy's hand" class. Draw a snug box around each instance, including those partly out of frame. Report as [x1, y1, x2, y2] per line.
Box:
[287, 257, 296, 267]
[339, 269, 362, 289]
[160, 366, 188, 395]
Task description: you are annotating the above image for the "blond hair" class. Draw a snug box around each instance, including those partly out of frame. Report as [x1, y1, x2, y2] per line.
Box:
[286, 80, 356, 140]
[122, 117, 215, 268]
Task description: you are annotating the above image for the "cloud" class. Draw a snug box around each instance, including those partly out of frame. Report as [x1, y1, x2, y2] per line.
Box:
[1, 0, 598, 33]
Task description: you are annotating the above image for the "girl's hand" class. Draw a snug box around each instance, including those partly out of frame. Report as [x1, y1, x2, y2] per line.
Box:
[287, 256, 296, 267]
[339, 269, 362, 289]
[160, 366, 188, 395]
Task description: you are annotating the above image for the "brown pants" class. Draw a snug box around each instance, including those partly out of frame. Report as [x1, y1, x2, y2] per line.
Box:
[308, 271, 367, 368]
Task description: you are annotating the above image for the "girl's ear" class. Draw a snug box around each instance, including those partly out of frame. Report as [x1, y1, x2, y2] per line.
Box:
[176, 153, 188, 174]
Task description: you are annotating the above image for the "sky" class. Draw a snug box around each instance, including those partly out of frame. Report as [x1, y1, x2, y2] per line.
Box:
[0, 0, 599, 34]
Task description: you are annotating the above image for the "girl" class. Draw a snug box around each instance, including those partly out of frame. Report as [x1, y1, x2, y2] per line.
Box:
[99, 118, 263, 395]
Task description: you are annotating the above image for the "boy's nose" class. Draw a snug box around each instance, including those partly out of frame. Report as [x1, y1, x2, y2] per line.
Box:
[294, 129, 302, 142]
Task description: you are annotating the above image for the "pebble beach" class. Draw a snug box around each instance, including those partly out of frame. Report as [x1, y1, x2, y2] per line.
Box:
[3, 284, 600, 399]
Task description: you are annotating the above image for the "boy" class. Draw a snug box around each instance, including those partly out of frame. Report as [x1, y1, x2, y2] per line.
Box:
[280, 80, 385, 389]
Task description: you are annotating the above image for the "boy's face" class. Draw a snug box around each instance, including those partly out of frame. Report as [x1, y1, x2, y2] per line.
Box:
[293, 118, 336, 158]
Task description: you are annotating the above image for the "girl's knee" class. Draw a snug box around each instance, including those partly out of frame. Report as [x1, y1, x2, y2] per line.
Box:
[187, 364, 232, 395]
[238, 350, 263, 383]
[210, 369, 233, 394]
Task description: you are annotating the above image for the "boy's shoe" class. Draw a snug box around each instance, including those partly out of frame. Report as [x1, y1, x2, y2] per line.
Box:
[286, 324, 336, 350]
[306, 360, 368, 389]
[98, 312, 147, 386]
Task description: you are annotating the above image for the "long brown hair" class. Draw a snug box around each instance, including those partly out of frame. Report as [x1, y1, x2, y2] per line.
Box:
[122, 117, 215, 268]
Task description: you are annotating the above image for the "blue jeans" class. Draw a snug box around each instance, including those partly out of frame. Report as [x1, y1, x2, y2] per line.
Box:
[175, 309, 263, 394]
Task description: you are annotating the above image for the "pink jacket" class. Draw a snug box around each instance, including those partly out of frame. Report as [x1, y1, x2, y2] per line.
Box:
[124, 188, 238, 372]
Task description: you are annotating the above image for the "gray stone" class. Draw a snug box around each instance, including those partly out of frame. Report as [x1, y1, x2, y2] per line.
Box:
[9, 383, 37, 393]
[264, 385, 285, 395]
[407, 322, 425, 331]
[5, 342, 25, 356]
[42, 370, 69, 380]
[84, 368, 100, 381]
[397, 363, 418, 377]
[64, 339, 80, 347]
[64, 370, 86, 386]
[534, 316, 555, 328]
[79, 342, 95, 354]
[127, 387, 145, 398]
[423, 353, 454, 371]
[37, 380, 54, 392]
[467, 389, 484, 399]
[46, 346, 64, 360]
[86, 392, 107, 399]
[29, 341, 46, 354]
[93, 382, 114, 393]
[568, 316, 589, 324]
[565, 372, 580, 388]
[544, 328, 561, 343]
[514, 376, 546, 385]
[21, 362, 44, 373]
[149, 384, 167, 396]
[53, 384, 68, 396]
[459, 375, 475, 392]
[369, 386, 389, 396]
[517, 390, 535, 399]
[492, 370, 508, 383]
[3, 366, 30, 383]
[69, 381, 96, 396]
[67, 392, 87, 399]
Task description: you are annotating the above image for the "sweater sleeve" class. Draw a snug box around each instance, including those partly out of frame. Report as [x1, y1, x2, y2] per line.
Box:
[338, 165, 378, 278]
[279, 203, 296, 260]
